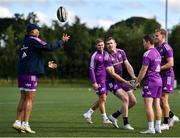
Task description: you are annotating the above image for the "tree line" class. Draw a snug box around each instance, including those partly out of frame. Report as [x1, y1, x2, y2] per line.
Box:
[0, 12, 180, 81]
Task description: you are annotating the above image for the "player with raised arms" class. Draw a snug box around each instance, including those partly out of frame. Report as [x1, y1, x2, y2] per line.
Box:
[12, 6, 70, 133]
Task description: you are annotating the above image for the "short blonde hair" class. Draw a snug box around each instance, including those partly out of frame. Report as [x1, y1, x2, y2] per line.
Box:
[96, 38, 104, 44]
[155, 28, 167, 37]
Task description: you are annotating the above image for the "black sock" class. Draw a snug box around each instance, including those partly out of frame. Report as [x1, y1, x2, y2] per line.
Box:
[169, 111, 174, 118]
[163, 117, 169, 124]
[112, 110, 122, 118]
[123, 117, 129, 126]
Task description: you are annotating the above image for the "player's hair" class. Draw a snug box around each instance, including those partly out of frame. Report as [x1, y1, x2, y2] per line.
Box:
[96, 38, 104, 44]
[155, 28, 167, 37]
[106, 37, 115, 42]
[143, 34, 154, 45]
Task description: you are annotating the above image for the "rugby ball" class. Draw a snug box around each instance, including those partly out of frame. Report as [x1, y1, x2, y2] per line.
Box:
[57, 6, 67, 22]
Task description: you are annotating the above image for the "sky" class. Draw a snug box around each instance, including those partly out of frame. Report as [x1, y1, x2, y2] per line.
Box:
[0, 0, 180, 30]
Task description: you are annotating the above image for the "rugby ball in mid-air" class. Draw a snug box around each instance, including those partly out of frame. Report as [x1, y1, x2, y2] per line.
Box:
[57, 6, 67, 22]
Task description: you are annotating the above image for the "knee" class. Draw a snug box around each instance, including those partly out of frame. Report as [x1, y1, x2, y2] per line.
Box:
[99, 95, 107, 103]
[122, 95, 129, 104]
[26, 94, 35, 102]
[161, 97, 168, 105]
[130, 99, 137, 107]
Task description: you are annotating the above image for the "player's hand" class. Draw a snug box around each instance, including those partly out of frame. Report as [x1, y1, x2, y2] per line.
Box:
[129, 79, 140, 90]
[92, 83, 99, 91]
[62, 33, 70, 42]
[48, 61, 57, 69]
[124, 80, 132, 88]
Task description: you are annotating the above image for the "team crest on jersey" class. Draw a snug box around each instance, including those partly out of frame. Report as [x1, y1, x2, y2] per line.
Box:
[118, 54, 122, 59]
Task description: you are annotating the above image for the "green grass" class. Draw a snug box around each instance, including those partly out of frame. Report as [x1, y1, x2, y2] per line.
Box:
[0, 86, 180, 137]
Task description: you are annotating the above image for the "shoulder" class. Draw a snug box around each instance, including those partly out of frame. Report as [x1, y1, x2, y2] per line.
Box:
[104, 51, 110, 61]
[29, 36, 47, 45]
[91, 51, 98, 57]
[117, 48, 126, 55]
[116, 48, 126, 56]
[143, 49, 151, 57]
[117, 48, 125, 53]
[90, 51, 98, 60]
[163, 42, 172, 51]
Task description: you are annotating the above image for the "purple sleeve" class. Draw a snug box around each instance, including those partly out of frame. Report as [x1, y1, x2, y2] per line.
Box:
[121, 50, 127, 61]
[30, 36, 64, 51]
[89, 53, 97, 83]
[164, 44, 173, 58]
[142, 52, 150, 66]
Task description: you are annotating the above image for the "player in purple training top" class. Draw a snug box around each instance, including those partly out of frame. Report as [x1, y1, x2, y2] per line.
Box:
[155, 28, 179, 130]
[135, 34, 162, 134]
[12, 23, 70, 133]
[83, 39, 112, 124]
[105, 37, 137, 130]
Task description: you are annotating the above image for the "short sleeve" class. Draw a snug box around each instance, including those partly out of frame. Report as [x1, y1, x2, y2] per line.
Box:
[142, 51, 150, 66]
[164, 44, 173, 58]
[121, 50, 127, 61]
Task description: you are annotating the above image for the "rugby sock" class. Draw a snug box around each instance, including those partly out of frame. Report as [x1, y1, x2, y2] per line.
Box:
[15, 120, 21, 125]
[123, 117, 129, 126]
[112, 110, 122, 118]
[87, 108, 94, 115]
[101, 113, 108, 120]
[148, 121, 154, 130]
[163, 117, 169, 124]
[22, 121, 29, 126]
[169, 110, 174, 118]
[155, 120, 161, 128]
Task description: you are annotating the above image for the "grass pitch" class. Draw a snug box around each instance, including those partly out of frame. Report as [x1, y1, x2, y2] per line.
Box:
[0, 86, 180, 137]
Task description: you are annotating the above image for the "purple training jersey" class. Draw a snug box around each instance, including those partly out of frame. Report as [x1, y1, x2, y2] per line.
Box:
[104, 48, 127, 80]
[156, 42, 175, 92]
[142, 48, 162, 98]
[89, 50, 107, 95]
[90, 51, 106, 83]
[104, 48, 131, 93]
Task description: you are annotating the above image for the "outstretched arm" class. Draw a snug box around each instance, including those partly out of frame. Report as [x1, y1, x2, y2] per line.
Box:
[124, 60, 136, 79]
[32, 34, 70, 51]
